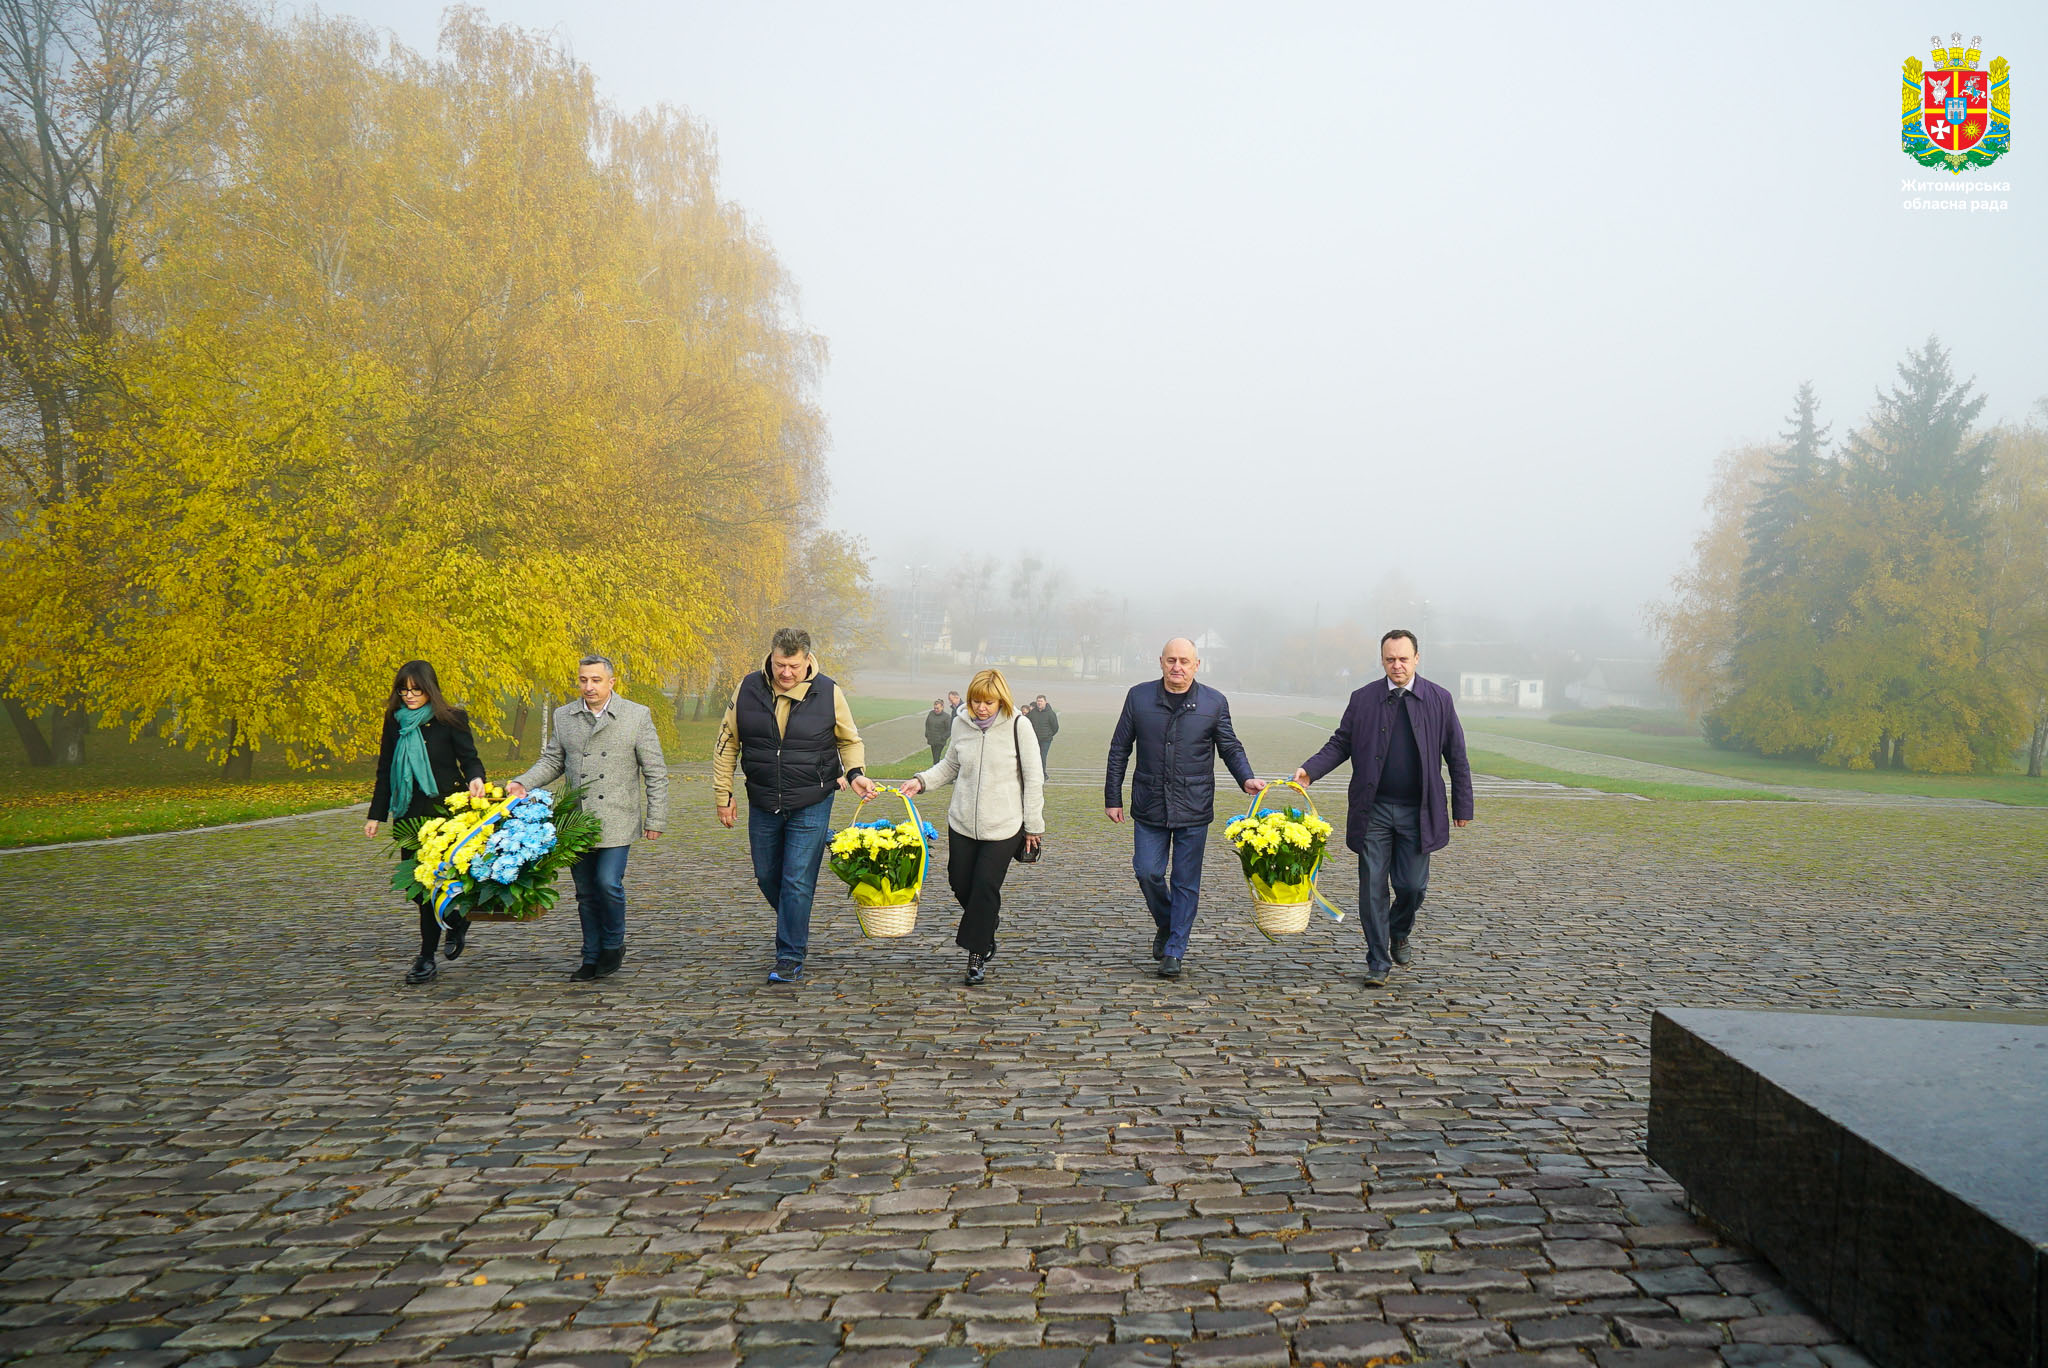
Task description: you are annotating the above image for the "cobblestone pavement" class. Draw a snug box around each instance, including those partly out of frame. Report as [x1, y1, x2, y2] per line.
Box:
[5, 780, 2046, 1368]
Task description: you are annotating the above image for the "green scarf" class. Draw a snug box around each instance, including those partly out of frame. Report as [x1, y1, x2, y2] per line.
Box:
[389, 704, 438, 818]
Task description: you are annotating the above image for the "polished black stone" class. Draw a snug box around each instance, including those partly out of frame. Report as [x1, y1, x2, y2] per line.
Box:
[1649, 1007, 2048, 1368]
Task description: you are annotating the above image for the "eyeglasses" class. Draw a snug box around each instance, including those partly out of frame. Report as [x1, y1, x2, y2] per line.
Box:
[399, 686, 426, 697]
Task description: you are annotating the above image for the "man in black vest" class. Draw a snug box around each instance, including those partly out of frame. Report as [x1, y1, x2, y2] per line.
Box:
[713, 627, 879, 983]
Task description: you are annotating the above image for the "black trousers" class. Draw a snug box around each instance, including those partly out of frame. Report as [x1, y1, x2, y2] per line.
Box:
[949, 826, 1024, 955]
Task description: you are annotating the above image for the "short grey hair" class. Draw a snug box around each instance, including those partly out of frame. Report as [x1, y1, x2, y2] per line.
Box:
[577, 653, 616, 676]
[771, 627, 812, 658]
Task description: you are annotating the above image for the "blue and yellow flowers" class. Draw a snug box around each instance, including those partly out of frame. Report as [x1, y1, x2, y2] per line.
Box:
[1223, 805, 1335, 907]
[828, 815, 935, 908]
[392, 786, 602, 922]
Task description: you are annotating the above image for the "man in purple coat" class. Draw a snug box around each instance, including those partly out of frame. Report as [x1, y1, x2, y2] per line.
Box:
[1293, 630, 1474, 987]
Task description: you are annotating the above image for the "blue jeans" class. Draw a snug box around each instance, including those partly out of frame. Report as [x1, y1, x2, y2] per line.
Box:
[749, 798, 836, 965]
[1358, 799, 1430, 973]
[1132, 819, 1209, 958]
[569, 843, 631, 963]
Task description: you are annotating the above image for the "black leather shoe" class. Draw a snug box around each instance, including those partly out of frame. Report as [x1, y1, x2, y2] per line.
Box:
[966, 953, 986, 985]
[405, 955, 438, 984]
[443, 915, 469, 960]
[984, 938, 997, 962]
[1391, 938, 1412, 966]
[1363, 968, 1389, 988]
[1152, 930, 1168, 961]
[594, 948, 624, 979]
[570, 961, 600, 981]
[1158, 955, 1182, 979]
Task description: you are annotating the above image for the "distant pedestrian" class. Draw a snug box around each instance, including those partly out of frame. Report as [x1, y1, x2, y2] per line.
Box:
[924, 698, 952, 763]
[713, 627, 879, 984]
[365, 660, 488, 985]
[902, 669, 1043, 985]
[1031, 694, 1059, 770]
[1293, 630, 1473, 988]
[947, 690, 964, 718]
[507, 655, 669, 981]
[1105, 638, 1265, 979]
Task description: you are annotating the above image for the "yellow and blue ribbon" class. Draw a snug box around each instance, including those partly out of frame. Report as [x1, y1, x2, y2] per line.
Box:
[429, 797, 515, 929]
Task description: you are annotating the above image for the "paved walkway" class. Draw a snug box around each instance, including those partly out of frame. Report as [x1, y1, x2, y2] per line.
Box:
[6, 787, 2044, 1368]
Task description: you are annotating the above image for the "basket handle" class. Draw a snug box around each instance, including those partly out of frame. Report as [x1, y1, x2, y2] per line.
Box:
[1247, 777, 1319, 822]
[851, 784, 930, 890]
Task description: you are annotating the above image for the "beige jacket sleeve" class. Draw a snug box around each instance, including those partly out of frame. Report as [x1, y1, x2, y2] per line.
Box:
[712, 702, 742, 806]
[834, 688, 867, 775]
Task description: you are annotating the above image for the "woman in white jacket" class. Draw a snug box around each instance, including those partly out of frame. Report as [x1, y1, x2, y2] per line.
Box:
[901, 668, 1045, 984]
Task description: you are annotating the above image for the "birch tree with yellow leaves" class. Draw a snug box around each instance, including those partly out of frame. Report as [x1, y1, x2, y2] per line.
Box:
[0, 5, 845, 771]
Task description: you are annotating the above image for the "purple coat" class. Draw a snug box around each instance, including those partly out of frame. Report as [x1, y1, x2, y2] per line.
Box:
[1299, 675, 1474, 856]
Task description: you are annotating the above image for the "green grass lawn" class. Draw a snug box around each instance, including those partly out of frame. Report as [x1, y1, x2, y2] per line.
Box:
[1469, 717, 2048, 806]
[0, 692, 933, 848]
[1463, 747, 1793, 803]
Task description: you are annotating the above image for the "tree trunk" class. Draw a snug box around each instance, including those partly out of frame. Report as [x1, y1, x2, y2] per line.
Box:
[4, 699, 55, 766]
[507, 698, 530, 758]
[47, 704, 88, 766]
[2029, 718, 2046, 779]
[221, 720, 254, 779]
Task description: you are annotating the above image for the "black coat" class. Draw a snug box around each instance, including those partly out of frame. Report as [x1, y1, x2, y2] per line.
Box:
[924, 708, 954, 748]
[1032, 704, 1060, 741]
[369, 707, 486, 823]
[1104, 681, 1254, 828]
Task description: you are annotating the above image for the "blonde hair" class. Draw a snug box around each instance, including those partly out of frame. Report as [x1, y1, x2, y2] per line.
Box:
[964, 668, 1017, 717]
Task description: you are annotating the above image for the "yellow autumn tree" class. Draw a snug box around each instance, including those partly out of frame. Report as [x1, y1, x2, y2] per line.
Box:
[1648, 442, 1773, 719]
[1, 4, 838, 770]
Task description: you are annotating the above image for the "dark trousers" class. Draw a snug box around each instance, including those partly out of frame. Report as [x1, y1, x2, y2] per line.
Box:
[930, 743, 946, 764]
[570, 844, 632, 963]
[749, 797, 835, 965]
[1038, 739, 1054, 771]
[415, 899, 441, 956]
[1358, 799, 1430, 973]
[949, 826, 1023, 955]
[1132, 819, 1209, 958]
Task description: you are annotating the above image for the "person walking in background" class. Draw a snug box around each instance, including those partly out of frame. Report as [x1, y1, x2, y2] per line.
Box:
[713, 627, 879, 984]
[902, 669, 1044, 986]
[507, 655, 669, 981]
[947, 690, 965, 718]
[365, 660, 488, 985]
[924, 698, 952, 764]
[1031, 694, 1059, 771]
[1293, 629, 1473, 988]
[1105, 638, 1265, 980]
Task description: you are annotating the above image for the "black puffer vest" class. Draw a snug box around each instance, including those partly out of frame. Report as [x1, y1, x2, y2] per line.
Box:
[736, 668, 842, 813]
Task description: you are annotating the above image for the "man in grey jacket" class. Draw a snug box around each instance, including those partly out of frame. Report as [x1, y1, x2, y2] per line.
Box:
[508, 654, 669, 980]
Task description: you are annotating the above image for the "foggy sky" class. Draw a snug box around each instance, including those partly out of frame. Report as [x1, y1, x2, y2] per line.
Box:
[327, 0, 2046, 632]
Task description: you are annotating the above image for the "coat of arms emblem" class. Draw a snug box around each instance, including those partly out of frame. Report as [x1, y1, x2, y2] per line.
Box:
[1902, 33, 2010, 172]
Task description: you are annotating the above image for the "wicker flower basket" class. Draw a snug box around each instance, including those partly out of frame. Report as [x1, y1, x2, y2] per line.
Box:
[1250, 897, 1312, 937]
[834, 787, 932, 941]
[854, 899, 919, 939]
[1229, 779, 1342, 940]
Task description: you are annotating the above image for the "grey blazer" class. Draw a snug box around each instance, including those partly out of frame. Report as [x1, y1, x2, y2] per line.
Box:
[514, 696, 670, 848]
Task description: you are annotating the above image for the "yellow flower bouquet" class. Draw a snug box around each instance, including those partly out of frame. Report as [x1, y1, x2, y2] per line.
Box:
[1223, 780, 1343, 939]
[827, 788, 936, 938]
[390, 785, 602, 924]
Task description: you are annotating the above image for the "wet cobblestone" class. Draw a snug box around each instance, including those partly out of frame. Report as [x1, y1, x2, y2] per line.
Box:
[3, 778, 2042, 1368]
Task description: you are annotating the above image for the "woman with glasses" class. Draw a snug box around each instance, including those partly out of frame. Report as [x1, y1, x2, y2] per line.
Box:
[365, 660, 488, 983]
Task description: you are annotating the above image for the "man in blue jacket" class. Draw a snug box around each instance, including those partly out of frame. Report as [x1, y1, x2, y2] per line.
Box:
[1294, 630, 1474, 988]
[1106, 638, 1266, 979]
